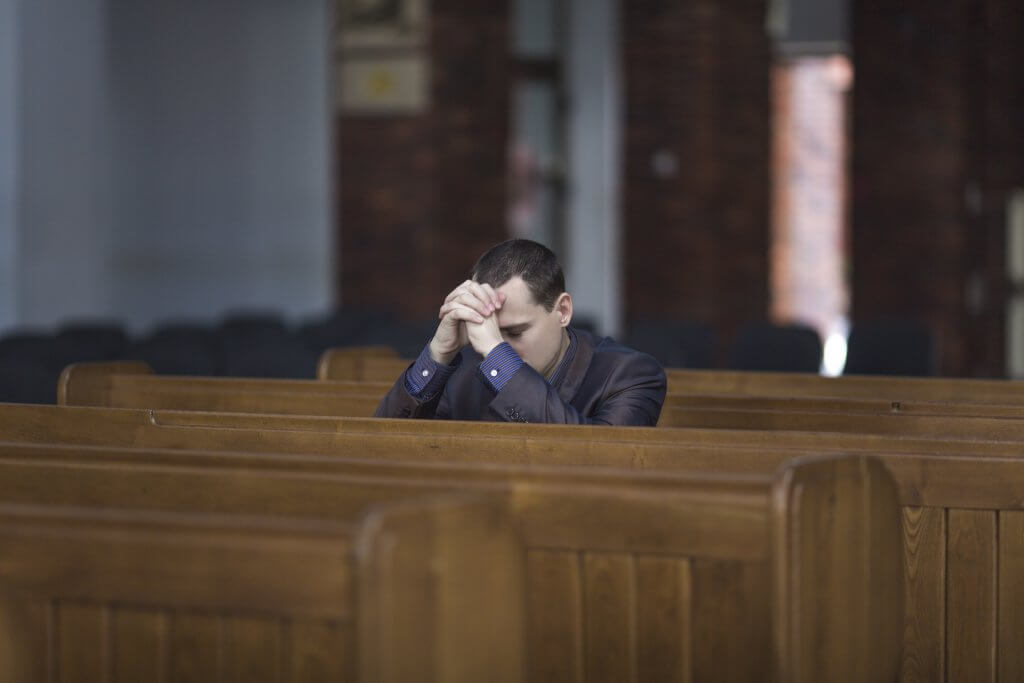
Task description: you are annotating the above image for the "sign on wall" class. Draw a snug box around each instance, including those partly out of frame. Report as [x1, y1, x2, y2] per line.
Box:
[333, 0, 430, 114]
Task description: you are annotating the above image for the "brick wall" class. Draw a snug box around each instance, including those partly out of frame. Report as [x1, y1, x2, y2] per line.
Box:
[852, 0, 1024, 375]
[620, 0, 773, 360]
[337, 0, 510, 320]
[335, 0, 1023, 375]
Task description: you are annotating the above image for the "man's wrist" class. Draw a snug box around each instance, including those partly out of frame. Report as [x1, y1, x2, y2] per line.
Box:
[407, 343, 461, 398]
[478, 342, 524, 393]
[480, 339, 503, 358]
[428, 340, 459, 365]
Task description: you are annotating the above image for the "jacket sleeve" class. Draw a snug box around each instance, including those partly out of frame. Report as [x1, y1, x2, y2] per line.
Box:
[485, 352, 666, 426]
[373, 366, 452, 419]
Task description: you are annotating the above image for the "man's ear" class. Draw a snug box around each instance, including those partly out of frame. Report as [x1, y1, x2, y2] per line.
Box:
[555, 292, 573, 328]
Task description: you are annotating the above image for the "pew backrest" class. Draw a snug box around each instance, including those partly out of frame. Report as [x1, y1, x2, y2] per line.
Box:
[58, 362, 390, 417]
[4, 401, 1021, 683]
[316, 347, 1024, 406]
[666, 367, 1024, 404]
[318, 348, 409, 382]
[0, 494, 525, 683]
[61, 362, 1024, 430]
[0, 436, 901, 683]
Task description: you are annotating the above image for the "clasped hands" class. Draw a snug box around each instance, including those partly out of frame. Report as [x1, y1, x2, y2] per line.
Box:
[428, 280, 506, 364]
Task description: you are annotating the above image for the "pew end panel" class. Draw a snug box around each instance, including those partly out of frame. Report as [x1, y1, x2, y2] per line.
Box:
[357, 493, 526, 683]
[317, 346, 402, 382]
[0, 495, 526, 683]
[58, 361, 153, 407]
[0, 503, 356, 683]
[772, 454, 903, 683]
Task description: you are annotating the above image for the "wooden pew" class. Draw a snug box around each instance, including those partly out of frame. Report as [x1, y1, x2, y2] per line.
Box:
[315, 345, 401, 382]
[665, 367, 1024, 404]
[0, 402, 1017, 683]
[0, 436, 901, 683]
[0, 494, 525, 683]
[60, 362, 1024, 427]
[9, 400, 1024, 463]
[316, 346, 1024, 405]
[318, 347, 407, 382]
[59, 362, 389, 417]
[57, 361, 1024, 442]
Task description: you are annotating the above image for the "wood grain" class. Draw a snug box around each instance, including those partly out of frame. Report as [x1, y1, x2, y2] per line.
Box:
[635, 556, 691, 683]
[998, 511, 1024, 683]
[287, 619, 351, 683]
[110, 608, 165, 683]
[58, 602, 107, 683]
[226, 617, 281, 683]
[583, 552, 636, 683]
[691, 560, 769, 683]
[168, 613, 223, 683]
[900, 507, 945, 683]
[947, 509, 996, 683]
[525, 550, 584, 683]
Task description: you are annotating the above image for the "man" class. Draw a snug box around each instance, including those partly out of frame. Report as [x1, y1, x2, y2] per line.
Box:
[375, 239, 666, 425]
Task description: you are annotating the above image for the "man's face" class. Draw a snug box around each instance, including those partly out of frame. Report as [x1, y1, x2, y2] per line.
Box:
[492, 276, 570, 377]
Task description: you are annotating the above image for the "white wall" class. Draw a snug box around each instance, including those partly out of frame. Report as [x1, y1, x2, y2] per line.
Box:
[11, 0, 332, 334]
[0, 0, 17, 329]
[565, 0, 622, 338]
[18, 0, 115, 329]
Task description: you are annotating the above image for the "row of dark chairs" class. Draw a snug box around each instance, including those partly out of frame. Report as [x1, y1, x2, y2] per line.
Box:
[626, 318, 936, 377]
[0, 310, 440, 404]
[0, 311, 936, 404]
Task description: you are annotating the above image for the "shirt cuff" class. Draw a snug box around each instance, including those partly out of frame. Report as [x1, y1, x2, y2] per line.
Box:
[404, 345, 460, 399]
[479, 342, 524, 393]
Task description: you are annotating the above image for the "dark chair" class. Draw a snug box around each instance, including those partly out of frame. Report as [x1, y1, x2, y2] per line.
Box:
[127, 323, 224, 375]
[727, 321, 822, 373]
[0, 331, 80, 375]
[0, 357, 59, 404]
[844, 318, 935, 376]
[353, 317, 438, 359]
[298, 308, 398, 356]
[625, 319, 715, 369]
[219, 310, 288, 339]
[221, 335, 319, 379]
[55, 320, 129, 363]
[218, 310, 294, 366]
[0, 331, 55, 361]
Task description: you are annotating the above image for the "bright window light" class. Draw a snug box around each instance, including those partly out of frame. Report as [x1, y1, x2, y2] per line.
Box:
[822, 329, 849, 376]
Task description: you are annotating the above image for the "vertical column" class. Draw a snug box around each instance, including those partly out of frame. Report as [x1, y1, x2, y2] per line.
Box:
[566, 0, 622, 337]
[0, 0, 18, 330]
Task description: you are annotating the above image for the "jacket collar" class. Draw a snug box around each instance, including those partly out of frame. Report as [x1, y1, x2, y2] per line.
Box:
[556, 327, 596, 404]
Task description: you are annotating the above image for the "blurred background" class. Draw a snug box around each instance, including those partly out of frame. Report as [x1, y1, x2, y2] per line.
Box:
[1, 0, 1023, 396]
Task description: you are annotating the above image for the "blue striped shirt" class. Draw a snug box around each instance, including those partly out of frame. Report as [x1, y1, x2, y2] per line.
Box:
[405, 329, 577, 397]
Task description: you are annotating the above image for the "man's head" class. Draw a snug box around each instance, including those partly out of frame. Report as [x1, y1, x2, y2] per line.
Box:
[471, 239, 573, 377]
[470, 239, 565, 310]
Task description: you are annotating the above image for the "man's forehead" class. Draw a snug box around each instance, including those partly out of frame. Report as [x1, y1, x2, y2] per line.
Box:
[495, 276, 539, 306]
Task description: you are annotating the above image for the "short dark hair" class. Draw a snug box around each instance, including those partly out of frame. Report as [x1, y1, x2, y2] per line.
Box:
[471, 239, 566, 311]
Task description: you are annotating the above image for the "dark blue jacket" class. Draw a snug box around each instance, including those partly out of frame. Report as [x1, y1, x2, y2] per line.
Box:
[375, 328, 666, 425]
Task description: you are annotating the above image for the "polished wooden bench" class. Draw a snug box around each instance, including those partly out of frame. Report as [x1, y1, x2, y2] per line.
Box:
[56, 361, 1024, 441]
[1, 401, 1017, 683]
[2, 403, 1015, 679]
[59, 362, 1024, 429]
[315, 345, 403, 383]
[59, 362, 389, 417]
[664, 367, 1024, 403]
[0, 494, 524, 683]
[318, 346, 406, 382]
[316, 346, 1024, 405]
[0, 435, 901, 683]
